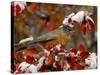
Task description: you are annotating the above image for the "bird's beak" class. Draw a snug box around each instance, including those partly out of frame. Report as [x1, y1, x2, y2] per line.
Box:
[63, 24, 75, 32]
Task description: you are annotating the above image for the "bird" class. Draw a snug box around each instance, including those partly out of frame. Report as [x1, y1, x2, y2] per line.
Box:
[15, 11, 94, 51]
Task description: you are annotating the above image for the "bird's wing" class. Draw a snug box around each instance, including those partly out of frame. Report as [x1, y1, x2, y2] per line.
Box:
[34, 28, 63, 43]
